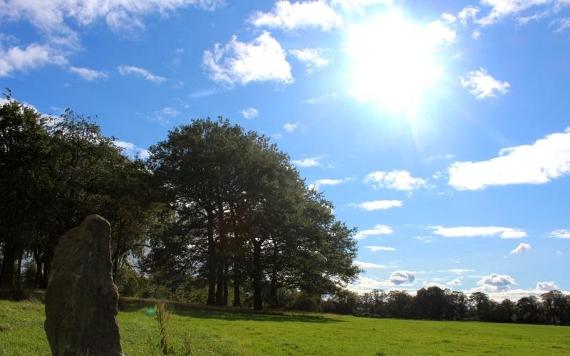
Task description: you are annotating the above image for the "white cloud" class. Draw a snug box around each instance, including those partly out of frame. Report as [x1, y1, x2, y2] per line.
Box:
[556, 17, 570, 32]
[354, 261, 388, 269]
[448, 127, 570, 190]
[118, 65, 166, 83]
[292, 156, 323, 167]
[304, 92, 338, 104]
[447, 278, 463, 287]
[1, 0, 223, 35]
[147, 106, 181, 126]
[203, 32, 293, 86]
[249, 0, 343, 31]
[477, 273, 516, 292]
[458, 6, 480, 25]
[364, 170, 427, 191]
[446, 268, 475, 275]
[241, 107, 259, 119]
[69, 66, 108, 81]
[352, 200, 403, 211]
[390, 271, 415, 285]
[355, 224, 393, 240]
[348, 276, 392, 293]
[550, 229, 570, 239]
[332, 0, 393, 12]
[283, 122, 299, 132]
[536, 281, 558, 291]
[431, 226, 527, 239]
[114, 140, 150, 159]
[483, 287, 569, 301]
[511, 242, 531, 254]
[366, 245, 396, 252]
[289, 48, 329, 72]
[0, 43, 66, 77]
[461, 68, 510, 99]
[310, 178, 348, 190]
[477, 0, 550, 26]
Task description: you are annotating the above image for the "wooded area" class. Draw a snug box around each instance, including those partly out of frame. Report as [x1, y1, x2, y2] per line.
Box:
[0, 95, 358, 310]
[1, 96, 568, 325]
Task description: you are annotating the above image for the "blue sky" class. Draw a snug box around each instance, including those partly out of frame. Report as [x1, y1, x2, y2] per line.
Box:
[1, 0, 569, 299]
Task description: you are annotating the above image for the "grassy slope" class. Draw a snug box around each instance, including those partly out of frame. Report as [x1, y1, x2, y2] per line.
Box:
[1, 300, 569, 355]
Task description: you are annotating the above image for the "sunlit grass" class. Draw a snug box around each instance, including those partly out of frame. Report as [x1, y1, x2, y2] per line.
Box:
[1, 299, 569, 355]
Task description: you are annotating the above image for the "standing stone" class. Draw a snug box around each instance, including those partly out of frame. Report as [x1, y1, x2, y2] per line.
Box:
[45, 214, 122, 356]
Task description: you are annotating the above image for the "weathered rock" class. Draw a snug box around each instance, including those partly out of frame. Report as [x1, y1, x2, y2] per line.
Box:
[45, 214, 122, 356]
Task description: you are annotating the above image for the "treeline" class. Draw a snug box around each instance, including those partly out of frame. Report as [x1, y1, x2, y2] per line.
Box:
[322, 287, 570, 326]
[0, 96, 359, 309]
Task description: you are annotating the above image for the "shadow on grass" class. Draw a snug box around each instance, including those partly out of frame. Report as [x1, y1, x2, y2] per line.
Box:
[119, 298, 342, 324]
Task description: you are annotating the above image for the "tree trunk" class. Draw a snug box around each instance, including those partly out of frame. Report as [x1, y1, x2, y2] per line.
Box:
[206, 214, 216, 305]
[222, 264, 228, 305]
[252, 241, 263, 310]
[0, 241, 16, 289]
[215, 263, 225, 306]
[270, 267, 278, 308]
[233, 261, 241, 307]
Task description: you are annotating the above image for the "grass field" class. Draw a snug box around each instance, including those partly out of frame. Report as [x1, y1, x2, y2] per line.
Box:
[1, 299, 569, 355]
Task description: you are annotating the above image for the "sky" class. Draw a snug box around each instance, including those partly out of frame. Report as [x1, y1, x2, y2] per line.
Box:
[1, 0, 570, 300]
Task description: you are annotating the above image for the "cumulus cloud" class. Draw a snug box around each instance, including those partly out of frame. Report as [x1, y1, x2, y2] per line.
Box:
[118, 65, 166, 83]
[447, 278, 463, 287]
[366, 245, 396, 252]
[448, 127, 570, 190]
[461, 68, 510, 99]
[203, 32, 293, 86]
[354, 261, 388, 269]
[458, 6, 480, 25]
[390, 271, 415, 285]
[1, 0, 222, 35]
[283, 122, 299, 132]
[0, 43, 66, 77]
[477, 0, 550, 26]
[241, 107, 259, 119]
[477, 273, 516, 292]
[536, 281, 558, 292]
[114, 140, 149, 159]
[292, 156, 323, 167]
[431, 226, 527, 239]
[550, 229, 570, 239]
[355, 225, 393, 240]
[69, 66, 108, 81]
[249, 0, 343, 31]
[351, 200, 403, 211]
[289, 48, 329, 73]
[331, 0, 393, 12]
[364, 170, 427, 191]
[348, 276, 392, 293]
[511, 242, 531, 254]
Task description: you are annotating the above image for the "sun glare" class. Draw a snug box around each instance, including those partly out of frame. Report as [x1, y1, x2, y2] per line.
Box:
[346, 12, 450, 118]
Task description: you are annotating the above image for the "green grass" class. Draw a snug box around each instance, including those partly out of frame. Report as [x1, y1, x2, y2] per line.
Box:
[1, 299, 569, 355]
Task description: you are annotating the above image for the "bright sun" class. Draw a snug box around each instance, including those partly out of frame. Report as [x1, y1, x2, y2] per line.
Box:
[346, 12, 451, 118]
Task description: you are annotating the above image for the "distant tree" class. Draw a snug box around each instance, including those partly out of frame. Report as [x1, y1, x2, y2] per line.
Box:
[494, 299, 516, 323]
[469, 292, 492, 321]
[541, 290, 568, 325]
[516, 296, 542, 324]
[414, 286, 448, 320]
[386, 290, 413, 318]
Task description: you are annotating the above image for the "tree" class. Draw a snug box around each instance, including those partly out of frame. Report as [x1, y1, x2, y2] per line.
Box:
[0, 97, 50, 289]
[516, 296, 542, 324]
[469, 292, 492, 321]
